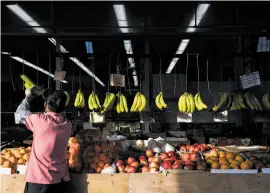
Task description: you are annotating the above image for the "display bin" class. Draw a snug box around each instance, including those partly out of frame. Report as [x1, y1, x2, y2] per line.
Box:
[1, 172, 270, 193]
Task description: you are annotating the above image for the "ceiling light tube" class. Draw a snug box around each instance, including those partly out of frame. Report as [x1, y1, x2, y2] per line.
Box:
[7, 4, 104, 86]
[166, 3, 210, 73]
[69, 57, 105, 86]
[113, 4, 129, 33]
[10, 56, 67, 83]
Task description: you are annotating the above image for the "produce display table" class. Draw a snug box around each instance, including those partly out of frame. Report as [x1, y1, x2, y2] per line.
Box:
[2, 172, 270, 193]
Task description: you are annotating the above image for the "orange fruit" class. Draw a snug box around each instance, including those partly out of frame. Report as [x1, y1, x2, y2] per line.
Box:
[220, 164, 230, 169]
[210, 150, 218, 158]
[211, 161, 220, 169]
[225, 152, 235, 160]
[219, 151, 226, 158]
[240, 162, 251, 170]
[235, 155, 245, 163]
[230, 163, 240, 169]
[231, 160, 240, 166]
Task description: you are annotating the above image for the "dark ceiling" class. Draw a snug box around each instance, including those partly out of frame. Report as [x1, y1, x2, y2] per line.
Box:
[1, 1, 270, 103]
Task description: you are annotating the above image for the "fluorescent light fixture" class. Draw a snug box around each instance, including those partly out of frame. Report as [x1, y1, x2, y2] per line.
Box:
[186, 4, 210, 33]
[69, 57, 105, 86]
[7, 4, 104, 86]
[6, 4, 47, 33]
[11, 56, 67, 83]
[133, 76, 138, 86]
[113, 4, 129, 33]
[124, 40, 133, 54]
[166, 4, 210, 73]
[1, 52, 11, 55]
[166, 58, 180, 74]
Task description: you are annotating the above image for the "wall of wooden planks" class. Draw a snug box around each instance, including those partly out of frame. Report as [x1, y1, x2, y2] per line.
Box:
[2, 173, 270, 193]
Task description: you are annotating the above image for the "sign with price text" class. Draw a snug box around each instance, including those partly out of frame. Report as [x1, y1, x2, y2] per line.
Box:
[240, 71, 260, 89]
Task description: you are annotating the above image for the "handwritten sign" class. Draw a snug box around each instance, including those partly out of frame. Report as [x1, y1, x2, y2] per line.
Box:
[177, 112, 192, 123]
[110, 74, 125, 87]
[240, 71, 260, 89]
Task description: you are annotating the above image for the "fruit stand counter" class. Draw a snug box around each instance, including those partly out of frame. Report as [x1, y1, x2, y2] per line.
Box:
[2, 173, 270, 193]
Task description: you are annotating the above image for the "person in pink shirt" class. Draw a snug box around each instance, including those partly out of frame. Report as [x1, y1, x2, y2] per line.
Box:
[15, 87, 72, 193]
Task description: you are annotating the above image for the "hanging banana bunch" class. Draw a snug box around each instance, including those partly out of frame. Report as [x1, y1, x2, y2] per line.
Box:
[178, 92, 195, 114]
[230, 92, 246, 110]
[74, 90, 85, 108]
[244, 92, 262, 111]
[194, 93, 208, 111]
[88, 92, 102, 111]
[20, 74, 36, 89]
[262, 92, 270, 110]
[212, 91, 231, 112]
[193, 54, 208, 111]
[155, 92, 167, 110]
[64, 91, 70, 106]
[101, 92, 116, 113]
[115, 93, 128, 113]
[130, 92, 147, 112]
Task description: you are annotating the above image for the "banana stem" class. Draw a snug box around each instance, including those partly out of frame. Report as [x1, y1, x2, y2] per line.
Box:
[185, 54, 189, 92]
[196, 54, 199, 93]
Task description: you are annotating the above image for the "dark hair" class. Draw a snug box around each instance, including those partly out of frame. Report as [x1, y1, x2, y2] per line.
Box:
[46, 91, 67, 113]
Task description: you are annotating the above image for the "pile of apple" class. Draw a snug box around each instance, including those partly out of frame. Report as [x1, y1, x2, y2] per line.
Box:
[178, 143, 213, 153]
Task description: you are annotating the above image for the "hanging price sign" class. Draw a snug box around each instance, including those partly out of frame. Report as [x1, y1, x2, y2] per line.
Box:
[110, 74, 125, 87]
[240, 71, 261, 89]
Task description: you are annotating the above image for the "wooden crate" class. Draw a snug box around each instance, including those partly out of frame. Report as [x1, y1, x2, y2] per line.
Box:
[2, 173, 270, 193]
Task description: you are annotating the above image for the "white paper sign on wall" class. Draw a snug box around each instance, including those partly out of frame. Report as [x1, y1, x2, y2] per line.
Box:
[240, 71, 261, 89]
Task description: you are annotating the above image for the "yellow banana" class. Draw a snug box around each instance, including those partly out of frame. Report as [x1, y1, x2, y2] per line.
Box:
[94, 94, 101, 108]
[131, 92, 140, 112]
[159, 92, 167, 109]
[188, 93, 195, 113]
[178, 93, 187, 112]
[20, 74, 36, 87]
[64, 91, 70, 106]
[185, 94, 191, 113]
[138, 94, 146, 112]
[197, 93, 208, 110]
[88, 93, 94, 110]
[194, 93, 203, 111]
[155, 92, 163, 110]
[121, 94, 129, 113]
[24, 83, 32, 89]
[74, 90, 82, 108]
[134, 93, 142, 112]
[91, 92, 99, 110]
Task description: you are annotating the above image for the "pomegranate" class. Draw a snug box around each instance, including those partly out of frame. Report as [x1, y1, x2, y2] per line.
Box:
[167, 151, 175, 157]
[116, 160, 124, 167]
[146, 149, 154, 157]
[190, 152, 201, 162]
[141, 166, 150, 173]
[127, 157, 136, 165]
[184, 160, 194, 165]
[160, 153, 169, 160]
[186, 145, 190, 151]
[172, 162, 183, 169]
[127, 166, 136, 173]
[125, 165, 129, 172]
[149, 161, 159, 169]
[181, 153, 190, 162]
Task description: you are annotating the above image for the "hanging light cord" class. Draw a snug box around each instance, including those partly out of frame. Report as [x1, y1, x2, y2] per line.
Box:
[36, 52, 39, 85]
[185, 54, 189, 92]
[206, 59, 211, 93]
[9, 55, 15, 90]
[108, 54, 112, 93]
[196, 54, 200, 93]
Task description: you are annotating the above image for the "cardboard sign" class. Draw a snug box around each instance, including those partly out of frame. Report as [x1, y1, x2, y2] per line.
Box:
[110, 74, 125, 87]
[240, 71, 260, 89]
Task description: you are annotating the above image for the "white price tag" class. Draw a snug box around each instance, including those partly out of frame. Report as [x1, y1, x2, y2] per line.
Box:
[240, 71, 260, 89]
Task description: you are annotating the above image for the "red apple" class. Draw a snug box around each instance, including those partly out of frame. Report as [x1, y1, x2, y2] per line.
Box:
[186, 145, 190, 150]
[180, 146, 187, 151]
[140, 160, 148, 167]
[181, 153, 190, 162]
[194, 147, 201, 152]
[131, 161, 140, 168]
[189, 146, 195, 153]
[167, 151, 175, 157]
[162, 160, 172, 170]
[148, 157, 153, 163]
[190, 152, 201, 162]
[118, 165, 125, 172]
[141, 166, 150, 173]
[152, 157, 159, 163]
[184, 160, 195, 165]
[170, 155, 177, 161]
[146, 149, 154, 157]
[160, 153, 169, 160]
[172, 162, 183, 169]
[125, 165, 129, 172]
[127, 166, 136, 173]
[139, 155, 147, 161]
[149, 161, 159, 169]
[116, 160, 124, 167]
[127, 157, 136, 165]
